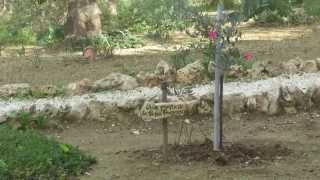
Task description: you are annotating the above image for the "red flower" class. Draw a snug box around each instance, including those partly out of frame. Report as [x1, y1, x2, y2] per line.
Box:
[243, 51, 253, 61]
[208, 31, 218, 41]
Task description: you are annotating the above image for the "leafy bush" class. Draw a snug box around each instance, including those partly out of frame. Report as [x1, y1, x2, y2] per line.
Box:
[242, 0, 292, 19]
[0, 23, 37, 46]
[304, 0, 320, 17]
[117, 0, 193, 39]
[287, 8, 315, 25]
[0, 125, 96, 180]
[268, 0, 292, 17]
[89, 34, 115, 57]
[254, 9, 284, 25]
[97, 0, 118, 32]
[0, 24, 9, 43]
[37, 24, 64, 47]
[11, 111, 48, 130]
[207, 0, 240, 10]
[0, 0, 66, 47]
[108, 31, 144, 48]
[242, 0, 319, 25]
[171, 2, 253, 79]
[0, 22, 63, 48]
[0, 85, 65, 101]
[0, 24, 9, 56]
[68, 31, 144, 56]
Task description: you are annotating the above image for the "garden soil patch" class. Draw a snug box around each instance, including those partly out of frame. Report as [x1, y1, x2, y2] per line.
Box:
[0, 24, 319, 86]
[130, 139, 291, 166]
[52, 109, 320, 180]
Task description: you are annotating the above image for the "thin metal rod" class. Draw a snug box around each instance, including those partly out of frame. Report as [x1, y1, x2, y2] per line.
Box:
[213, 2, 224, 152]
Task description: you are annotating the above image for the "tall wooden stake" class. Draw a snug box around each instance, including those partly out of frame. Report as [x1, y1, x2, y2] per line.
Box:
[213, 2, 224, 152]
[160, 80, 169, 161]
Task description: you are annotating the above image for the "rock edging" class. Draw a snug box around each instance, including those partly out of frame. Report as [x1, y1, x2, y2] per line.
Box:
[1, 73, 320, 124]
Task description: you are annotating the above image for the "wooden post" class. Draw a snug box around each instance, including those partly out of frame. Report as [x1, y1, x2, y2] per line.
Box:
[213, 2, 224, 152]
[160, 80, 169, 161]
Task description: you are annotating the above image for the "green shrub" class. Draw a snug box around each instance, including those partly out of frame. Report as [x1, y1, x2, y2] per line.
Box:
[117, 0, 193, 39]
[97, 0, 118, 32]
[0, 125, 96, 180]
[37, 24, 64, 47]
[0, 24, 36, 46]
[0, 85, 65, 101]
[269, 0, 292, 17]
[254, 9, 284, 25]
[304, 0, 320, 16]
[11, 111, 48, 130]
[67, 31, 144, 56]
[170, 46, 196, 69]
[242, 0, 292, 19]
[108, 31, 144, 48]
[211, 0, 240, 10]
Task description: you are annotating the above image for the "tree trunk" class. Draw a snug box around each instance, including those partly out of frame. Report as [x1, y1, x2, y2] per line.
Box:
[64, 0, 102, 39]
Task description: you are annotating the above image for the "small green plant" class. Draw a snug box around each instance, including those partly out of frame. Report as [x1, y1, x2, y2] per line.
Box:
[91, 34, 115, 57]
[0, 125, 96, 179]
[13, 111, 48, 130]
[0, 85, 65, 101]
[31, 86, 66, 99]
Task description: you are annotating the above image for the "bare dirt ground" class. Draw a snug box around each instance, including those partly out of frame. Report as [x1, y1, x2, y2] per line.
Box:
[0, 24, 319, 86]
[2, 24, 320, 179]
[50, 109, 320, 180]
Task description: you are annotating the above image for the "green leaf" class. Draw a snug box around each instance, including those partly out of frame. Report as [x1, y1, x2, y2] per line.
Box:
[59, 144, 70, 153]
[0, 160, 7, 169]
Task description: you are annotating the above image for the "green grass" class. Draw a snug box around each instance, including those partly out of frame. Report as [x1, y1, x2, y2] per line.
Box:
[0, 125, 96, 180]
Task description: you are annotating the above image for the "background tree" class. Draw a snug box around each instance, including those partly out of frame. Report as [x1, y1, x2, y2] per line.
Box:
[64, 0, 102, 39]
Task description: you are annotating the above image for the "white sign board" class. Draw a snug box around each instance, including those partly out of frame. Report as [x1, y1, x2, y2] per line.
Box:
[138, 100, 199, 120]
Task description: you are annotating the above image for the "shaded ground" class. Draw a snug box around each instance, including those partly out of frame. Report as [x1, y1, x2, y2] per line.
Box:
[51, 109, 320, 180]
[0, 24, 319, 86]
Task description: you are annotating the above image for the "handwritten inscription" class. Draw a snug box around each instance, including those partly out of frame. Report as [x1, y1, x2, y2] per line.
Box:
[138, 100, 199, 120]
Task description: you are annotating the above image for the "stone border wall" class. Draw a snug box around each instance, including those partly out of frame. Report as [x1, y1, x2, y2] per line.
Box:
[1, 73, 320, 124]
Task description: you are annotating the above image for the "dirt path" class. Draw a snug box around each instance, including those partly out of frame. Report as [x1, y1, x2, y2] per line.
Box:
[52, 110, 320, 180]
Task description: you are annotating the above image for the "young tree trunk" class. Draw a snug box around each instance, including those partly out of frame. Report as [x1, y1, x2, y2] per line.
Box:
[107, 0, 117, 16]
[0, 0, 7, 16]
[64, 0, 102, 39]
